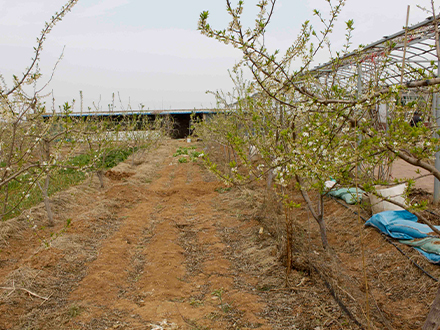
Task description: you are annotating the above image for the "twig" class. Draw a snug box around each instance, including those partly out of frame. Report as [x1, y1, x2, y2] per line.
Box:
[370, 290, 395, 330]
[311, 264, 366, 330]
[1, 286, 49, 301]
[267, 286, 310, 292]
[173, 301, 201, 328]
[321, 307, 344, 329]
[157, 205, 168, 214]
[5, 280, 16, 298]
[39, 292, 54, 306]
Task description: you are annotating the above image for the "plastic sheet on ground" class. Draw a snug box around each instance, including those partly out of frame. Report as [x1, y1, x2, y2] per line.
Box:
[328, 187, 365, 204]
[365, 210, 440, 264]
[399, 237, 440, 263]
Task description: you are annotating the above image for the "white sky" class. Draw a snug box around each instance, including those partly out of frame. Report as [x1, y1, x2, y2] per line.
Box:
[0, 0, 433, 111]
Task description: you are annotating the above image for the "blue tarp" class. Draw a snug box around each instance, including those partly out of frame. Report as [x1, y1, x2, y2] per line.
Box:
[365, 210, 440, 264]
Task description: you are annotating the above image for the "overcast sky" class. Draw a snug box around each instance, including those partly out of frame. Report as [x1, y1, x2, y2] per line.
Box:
[0, 0, 433, 111]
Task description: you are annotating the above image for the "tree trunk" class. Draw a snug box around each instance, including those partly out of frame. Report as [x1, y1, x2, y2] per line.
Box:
[131, 146, 135, 166]
[317, 217, 329, 249]
[267, 169, 274, 189]
[285, 207, 292, 286]
[296, 175, 329, 249]
[97, 149, 106, 188]
[96, 170, 105, 188]
[317, 194, 329, 249]
[42, 193, 54, 227]
[39, 140, 54, 226]
[1, 185, 9, 221]
[423, 286, 440, 330]
[37, 175, 54, 227]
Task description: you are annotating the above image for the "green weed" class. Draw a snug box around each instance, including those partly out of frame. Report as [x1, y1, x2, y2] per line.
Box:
[214, 187, 232, 194]
[187, 319, 210, 330]
[173, 147, 203, 163]
[68, 304, 84, 318]
[211, 288, 224, 306]
[189, 298, 204, 307]
[1, 147, 138, 221]
[173, 146, 196, 157]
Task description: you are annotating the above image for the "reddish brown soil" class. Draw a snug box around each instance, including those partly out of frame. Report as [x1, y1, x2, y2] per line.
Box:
[105, 170, 135, 181]
[0, 140, 439, 329]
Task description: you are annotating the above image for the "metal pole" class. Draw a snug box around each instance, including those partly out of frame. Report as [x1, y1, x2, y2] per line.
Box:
[400, 6, 410, 86]
[385, 103, 389, 133]
[357, 65, 363, 143]
[434, 63, 440, 202]
[357, 65, 362, 98]
[357, 65, 363, 173]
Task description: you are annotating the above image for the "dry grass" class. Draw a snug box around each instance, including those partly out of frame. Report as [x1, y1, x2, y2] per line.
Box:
[0, 218, 25, 246]
[211, 176, 439, 329]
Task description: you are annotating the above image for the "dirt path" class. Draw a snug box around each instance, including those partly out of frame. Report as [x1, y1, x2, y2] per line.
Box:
[0, 140, 271, 330]
[68, 141, 271, 329]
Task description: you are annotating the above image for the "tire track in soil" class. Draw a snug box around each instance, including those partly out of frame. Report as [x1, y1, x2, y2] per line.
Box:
[67, 143, 271, 330]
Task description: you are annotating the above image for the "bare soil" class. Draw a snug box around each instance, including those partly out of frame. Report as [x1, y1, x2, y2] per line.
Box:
[0, 139, 439, 329]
